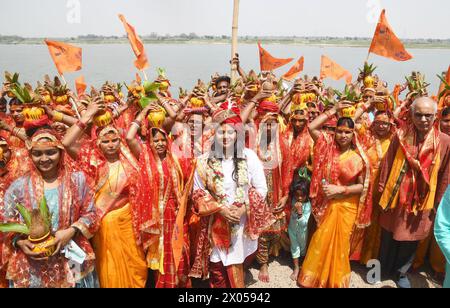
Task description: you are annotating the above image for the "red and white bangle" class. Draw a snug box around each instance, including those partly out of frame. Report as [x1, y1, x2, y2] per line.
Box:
[75, 120, 87, 130]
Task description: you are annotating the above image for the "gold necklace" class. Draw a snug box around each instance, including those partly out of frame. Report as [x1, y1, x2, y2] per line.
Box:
[107, 162, 122, 198]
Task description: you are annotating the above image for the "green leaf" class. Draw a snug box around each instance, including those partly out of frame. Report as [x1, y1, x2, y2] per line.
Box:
[0, 223, 29, 235]
[157, 68, 166, 79]
[139, 96, 158, 109]
[143, 81, 161, 93]
[23, 88, 32, 103]
[16, 204, 32, 228]
[437, 74, 449, 87]
[39, 197, 51, 228]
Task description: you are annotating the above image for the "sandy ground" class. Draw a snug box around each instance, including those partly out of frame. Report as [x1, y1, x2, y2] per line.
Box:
[243, 251, 443, 288]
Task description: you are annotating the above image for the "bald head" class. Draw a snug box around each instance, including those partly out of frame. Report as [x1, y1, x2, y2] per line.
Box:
[410, 97, 437, 134]
[411, 97, 438, 114]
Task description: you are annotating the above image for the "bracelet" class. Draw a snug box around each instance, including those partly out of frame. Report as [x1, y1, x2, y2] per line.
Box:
[78, 105, 87, 113]
[112, 109, 120, 118]
[131, 120, 141, 128]
[75, 120, 87, 131]
[12, 127, 21, 137]
[12, 235, 21, 249]
[52, 111, 64, 122]
[324, 110, 333, 118]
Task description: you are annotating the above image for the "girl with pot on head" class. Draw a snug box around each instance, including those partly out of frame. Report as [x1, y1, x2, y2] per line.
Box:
[1, 128, 99, 288]
[62, 95, 148, 288]
[126, 101, 192, 288]
[297, 100, 372, 288]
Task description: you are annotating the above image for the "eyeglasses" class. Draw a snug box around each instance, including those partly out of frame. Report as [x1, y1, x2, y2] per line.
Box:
[414, 113, 435, 121]
[373, 121, 391, 127]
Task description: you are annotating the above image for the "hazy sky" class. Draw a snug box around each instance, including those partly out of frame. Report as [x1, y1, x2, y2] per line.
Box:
[0, 0, 449, 39]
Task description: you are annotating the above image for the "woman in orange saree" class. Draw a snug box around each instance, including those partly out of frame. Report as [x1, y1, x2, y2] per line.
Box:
[63, 100, 147, 288]
[126, 105, 191, 288]
[298, 103, 372, 288]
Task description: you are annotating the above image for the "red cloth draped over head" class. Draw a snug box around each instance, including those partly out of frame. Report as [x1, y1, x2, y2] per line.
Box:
[212, 100, 242, 125]
[257, 101, 279, 116]
[129, 127, 185, 254]
[323, 116, 338, 128]
[23, 115, 51, 132]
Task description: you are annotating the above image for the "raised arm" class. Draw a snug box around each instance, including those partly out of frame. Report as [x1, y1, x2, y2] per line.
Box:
[309, 103, 346, 143]
[353, 97, 375, 123]
[62, 97, 104, 159]
[0, 120, 28, 143]
[240, 90, 272, 124]
[231, 54, 247, 80]
[125, 104, 158, 160]
[280, 88, 295, 115]
[42, 105, 78, 127]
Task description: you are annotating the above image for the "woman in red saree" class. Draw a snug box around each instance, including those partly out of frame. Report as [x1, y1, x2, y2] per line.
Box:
[0, 136, 31, 288]
[126, 105, 191, 288]
[298, 103, 372, 288]
[62, 99, 148, 288]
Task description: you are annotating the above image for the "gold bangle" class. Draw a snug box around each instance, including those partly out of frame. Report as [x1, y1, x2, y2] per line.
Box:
[12, 127, 20, 137]
[52, 111, 64, 122]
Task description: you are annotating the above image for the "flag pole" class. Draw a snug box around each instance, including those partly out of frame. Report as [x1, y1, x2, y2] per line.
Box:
[142, 70, 149, 81]
[365, 51, 370, 64]
[231, 0, 240, 83]
[60, 73, 81, 120]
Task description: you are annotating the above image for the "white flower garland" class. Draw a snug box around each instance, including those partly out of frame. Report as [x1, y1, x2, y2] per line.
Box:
[206, 156, 249, 236]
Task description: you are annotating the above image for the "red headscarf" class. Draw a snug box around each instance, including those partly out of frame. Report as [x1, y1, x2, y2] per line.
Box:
[257, 101, 279, 115]
[212, 100, 242, 125]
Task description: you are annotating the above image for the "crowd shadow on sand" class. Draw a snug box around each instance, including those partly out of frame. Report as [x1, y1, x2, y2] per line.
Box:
[191, 250, 443, 289]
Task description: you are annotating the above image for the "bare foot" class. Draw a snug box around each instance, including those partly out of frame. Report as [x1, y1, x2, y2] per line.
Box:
[258, 264, 270, 283]
[290, 268, 300, 281]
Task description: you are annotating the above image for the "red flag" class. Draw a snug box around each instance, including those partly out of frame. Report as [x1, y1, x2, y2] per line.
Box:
[320, 55, 352, 84]
[45, 40, 82, 75]
[258, 42, 293, 71]
[369, 9, 412, 61]
[118, 14, 149, 70]
[75, 75, 87, 97]
[282, 56, 304, 81]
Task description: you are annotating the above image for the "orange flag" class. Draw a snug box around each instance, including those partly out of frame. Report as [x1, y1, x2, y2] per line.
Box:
[172, 161, 196, 272]
[282, 56, 305, 81]
[258, 42, 293, 71]
[438, 66, 450, 109]
[75, 75, 87, 97]
[118, 14, 149, 70]
[45, 40, 82, 75]
[369, 9, 412, 61]
[320, 55, 352, 84]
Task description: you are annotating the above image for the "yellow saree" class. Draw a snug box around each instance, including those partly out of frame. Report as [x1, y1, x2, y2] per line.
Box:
[299, 149, 366, 288]
[92, 162, 148, 288]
